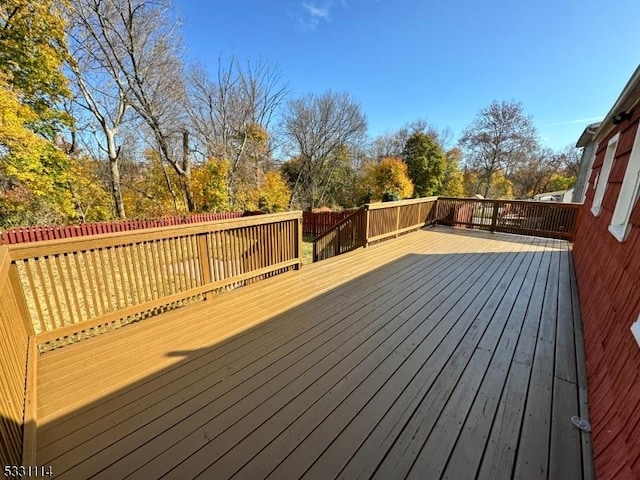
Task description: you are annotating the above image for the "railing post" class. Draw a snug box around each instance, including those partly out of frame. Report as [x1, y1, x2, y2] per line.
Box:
[363, 205, 370, 247]
[490, 200, 499, 233]
[297, 216, 303, 269]
[197, 233, 212, 299]
[395, 206, 401, 237]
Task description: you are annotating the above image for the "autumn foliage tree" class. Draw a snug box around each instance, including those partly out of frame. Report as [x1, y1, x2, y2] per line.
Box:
[358, 157, 413, 203]
[0, 0, 70, 126]
[118, 149, 184, 218]
[238, 171, 291, 213]
[441, 147, 464, 197]
[463, 169, 514, 198]
[190, 158, 230, 213]
[66, 155, 112, 222]
[0, 1, 73, 225]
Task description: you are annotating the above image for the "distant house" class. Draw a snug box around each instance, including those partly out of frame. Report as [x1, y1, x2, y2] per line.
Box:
[533, 188, 574, 202]
[572, 122, 601, 203]
[572, 65, 640, 479]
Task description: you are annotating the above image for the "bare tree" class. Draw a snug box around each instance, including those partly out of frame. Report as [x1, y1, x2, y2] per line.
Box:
[557, 144, 582, 177]
[459, 101, 538, 197]
[187, 56, 289, 199]
[370, 120, 452, 161]
[68, 0, 194, 212]
[509, 148, 559, 197]
[66, 0, 133, 217]
[281, 91, 367, 209]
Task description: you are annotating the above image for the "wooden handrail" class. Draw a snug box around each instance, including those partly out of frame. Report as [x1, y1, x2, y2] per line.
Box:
[8, 212, 301, 261]
[366, 196, 438, 209]
[437, 196, 582, 207]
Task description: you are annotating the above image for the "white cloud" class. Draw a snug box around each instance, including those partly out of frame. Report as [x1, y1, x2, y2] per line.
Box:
[291, 0, 378, 31]
[302, 2, 331, 20]
[292, 0, 350, 31]
[546, 116, 602, 127]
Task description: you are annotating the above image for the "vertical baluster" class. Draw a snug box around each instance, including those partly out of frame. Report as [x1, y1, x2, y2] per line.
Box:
[34, 258, 56, 330]
[144, 241, 159, 299]
[87, 249, 106, 316]
[55, 255, 75, 325]
[149, 240, 164, 299]
[114, 245, 129, 308]
[210, 231, 220, 284]
[197, 233, 212, 297]
[23, 260, 46, 333]
[184, 236, 196, 288]
[165, 237, 177, 294]
[99, 248, 114, 313]
[73, 252, 94, 321]
[63, 254, 82, 323]
[124, 245, 141, 305]
[44, 256, 64, 327]
[133, 243, 149, 302]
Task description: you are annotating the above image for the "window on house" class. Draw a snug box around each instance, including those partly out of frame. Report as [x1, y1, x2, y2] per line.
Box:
[609, 126, 640, 242]
[591, 133, 619, 216]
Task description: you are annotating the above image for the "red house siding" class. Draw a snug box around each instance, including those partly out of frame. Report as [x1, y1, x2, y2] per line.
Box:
[573, 112, 640, 480]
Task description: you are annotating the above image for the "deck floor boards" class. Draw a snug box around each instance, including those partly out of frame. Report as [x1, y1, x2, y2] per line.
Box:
[35, 227, 594, 480]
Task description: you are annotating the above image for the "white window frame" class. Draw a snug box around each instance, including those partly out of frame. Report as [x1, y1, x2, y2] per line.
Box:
[609, 125, 640, 242]
[592, 133, 620, 217]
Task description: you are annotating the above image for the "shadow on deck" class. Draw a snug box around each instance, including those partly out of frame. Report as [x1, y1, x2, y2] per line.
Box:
[32, 227, 593, 479]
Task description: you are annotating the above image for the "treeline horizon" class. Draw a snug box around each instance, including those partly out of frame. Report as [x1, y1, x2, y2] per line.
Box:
[0, 0, 580, 228]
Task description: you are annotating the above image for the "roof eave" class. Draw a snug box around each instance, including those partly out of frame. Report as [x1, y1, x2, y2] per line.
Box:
[593, 65, 640, 142]
[576, 122, 602, 148]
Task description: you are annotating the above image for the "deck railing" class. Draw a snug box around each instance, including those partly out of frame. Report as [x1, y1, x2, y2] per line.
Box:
[0, 247, 36, 466]
[436, 197, 581, 241]
[7, 212, 303, 351]
[313, 197, 439, 261]
[312, 196, 580, 262]
[312, 208, 366, 261]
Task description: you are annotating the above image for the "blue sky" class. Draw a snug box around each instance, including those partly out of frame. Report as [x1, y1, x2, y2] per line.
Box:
[174, 0, 639, 150]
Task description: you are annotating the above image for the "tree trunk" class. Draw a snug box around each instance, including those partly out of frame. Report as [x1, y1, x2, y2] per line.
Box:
[106, 129, 126, 218]
[182, 130, 196, 212]
[182, 180, 195, 213]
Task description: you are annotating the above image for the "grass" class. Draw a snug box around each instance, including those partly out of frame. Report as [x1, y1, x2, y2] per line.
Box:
[302, 234, 315, 264]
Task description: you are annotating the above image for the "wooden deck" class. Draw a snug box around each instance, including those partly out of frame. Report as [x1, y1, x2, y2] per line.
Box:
[35, 227, 593, 480]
